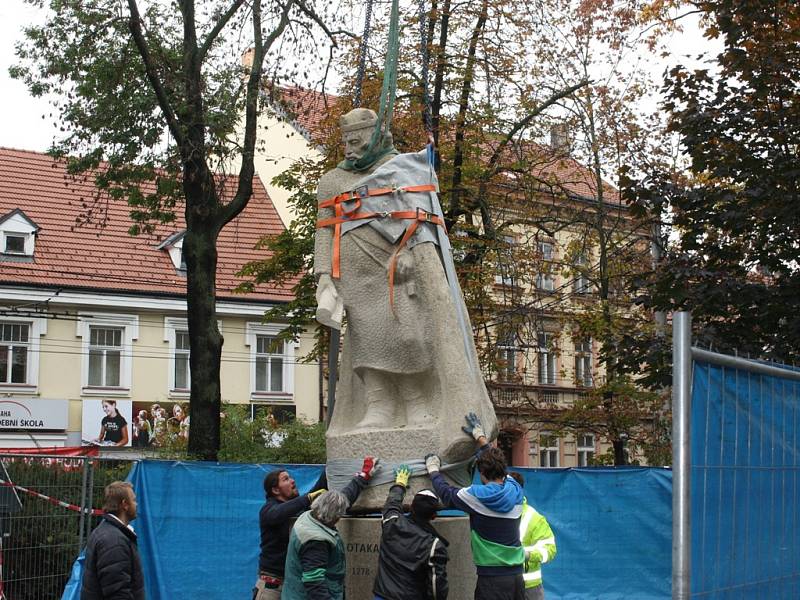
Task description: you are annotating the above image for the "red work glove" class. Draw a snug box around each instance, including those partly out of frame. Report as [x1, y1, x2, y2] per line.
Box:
[358, 456, 381, 481]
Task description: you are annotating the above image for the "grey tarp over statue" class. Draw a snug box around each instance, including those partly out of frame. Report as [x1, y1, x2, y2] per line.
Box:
[315, 108, 497, 508]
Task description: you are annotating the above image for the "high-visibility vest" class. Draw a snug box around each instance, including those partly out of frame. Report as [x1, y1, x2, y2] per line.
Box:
[519, 500, 557, 589]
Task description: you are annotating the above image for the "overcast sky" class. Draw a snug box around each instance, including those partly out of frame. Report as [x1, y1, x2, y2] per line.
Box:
[0, 1, 721, 154]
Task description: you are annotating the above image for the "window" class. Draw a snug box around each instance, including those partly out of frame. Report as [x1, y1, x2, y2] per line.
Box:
[0, 323, 29, 384]
[496, 333, 518, 381]
[537, 332, 556, 385]
[88, 327, 122, 387]
[495, 235, 516, 286]
[577, 433, 595, 466]
[536, 272, 555, 291]
[157, 230, 187, 271]
[538, 433, 560, 467]
[573, 254, 591, 295]
[77, 313, 138, 395]
[163, 317, 201, 395]
[246, 323, 296, 399]
[574, 337, 593, 387]
[174, 331, 190, 390]
[256, 336, 284, 392]
[4, 234, 26, 254]
[536, 241, 555, 291]
[0, 209, 38, 257]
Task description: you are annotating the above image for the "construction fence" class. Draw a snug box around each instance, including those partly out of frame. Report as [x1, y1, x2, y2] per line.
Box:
[672, 312, 800, 599]
[0, 453, 135, 600]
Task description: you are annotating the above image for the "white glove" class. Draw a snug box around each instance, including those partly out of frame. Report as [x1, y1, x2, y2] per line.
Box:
[425, 453, 441, 474]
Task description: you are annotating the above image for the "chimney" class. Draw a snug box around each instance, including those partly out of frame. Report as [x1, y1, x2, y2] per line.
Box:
[550, 123, 570, 155]
[241, 47, 255, 70]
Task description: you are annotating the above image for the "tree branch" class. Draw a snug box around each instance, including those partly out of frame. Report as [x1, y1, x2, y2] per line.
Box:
[482, 79, 590, 184]
[221, 0, 294, 226]
[198, 0, 247, 62]
[127, 0, 185, 147]
[294, 0, 339, 46]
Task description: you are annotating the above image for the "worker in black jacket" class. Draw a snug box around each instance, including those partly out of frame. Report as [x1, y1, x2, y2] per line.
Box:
[254, 468, 328, 599]
[81, 481, 145, 600]
[373, 465, 449, 600]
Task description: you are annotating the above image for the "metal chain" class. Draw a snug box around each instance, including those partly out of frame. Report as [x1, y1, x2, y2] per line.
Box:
[353, 0, 375, 108]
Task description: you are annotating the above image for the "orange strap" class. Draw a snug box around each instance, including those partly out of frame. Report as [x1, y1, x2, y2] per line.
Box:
[317, 184, 438, 279]
[318, 184, 437, 210]
[317, 203, 444, 310]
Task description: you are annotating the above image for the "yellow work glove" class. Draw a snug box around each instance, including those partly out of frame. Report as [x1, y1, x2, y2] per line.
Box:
[308, 488, 327, 502]
[394, 465, 411, 488]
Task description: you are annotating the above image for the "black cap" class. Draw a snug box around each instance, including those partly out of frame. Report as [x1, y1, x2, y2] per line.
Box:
[411, 489, 444, 520]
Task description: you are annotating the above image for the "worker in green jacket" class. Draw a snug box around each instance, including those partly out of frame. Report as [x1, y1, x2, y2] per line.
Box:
[508, 472, 557, 600]
[282, 457, 381, 600]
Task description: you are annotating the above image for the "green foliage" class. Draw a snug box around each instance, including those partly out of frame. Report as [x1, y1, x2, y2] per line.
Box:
[219, 404, 326, 464]
[154, 404, 327, 464]
[237, 157, 328, 355]
[625, 0, 800, 364]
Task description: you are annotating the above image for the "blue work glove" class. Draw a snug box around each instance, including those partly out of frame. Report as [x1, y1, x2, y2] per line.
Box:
[462, 412, 485, 441]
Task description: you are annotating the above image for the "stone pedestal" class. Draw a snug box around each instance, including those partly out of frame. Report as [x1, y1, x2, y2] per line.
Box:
[338, 515, 475, 600]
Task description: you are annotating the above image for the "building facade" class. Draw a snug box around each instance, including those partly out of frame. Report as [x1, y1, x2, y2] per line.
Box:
[0, 148, 319, 449]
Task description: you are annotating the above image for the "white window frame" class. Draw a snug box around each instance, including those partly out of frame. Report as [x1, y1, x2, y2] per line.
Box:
[245, 323, 296, 401]
[496, 333, 518, 382]
[577, 433, 596, 467]
[536, 241, 555, 291]
[538, 241, 554, 261]
[573, 254, 591, 295]
[494, 235, 516, 286]
[163, 317, 223, 397]
[0, 316, 46, 393]
[574, 337, 593, 387]
[77, 313, 138, 396]
[537, 432, 560, 468]
[537, 332, 556, 385]
[0, 211, 37, 257]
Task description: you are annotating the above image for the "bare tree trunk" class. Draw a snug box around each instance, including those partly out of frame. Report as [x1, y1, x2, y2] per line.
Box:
[448, 0, 488, 224]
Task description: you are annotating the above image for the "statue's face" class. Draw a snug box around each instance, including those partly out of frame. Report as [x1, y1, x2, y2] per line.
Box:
[343, 128, 371, 161]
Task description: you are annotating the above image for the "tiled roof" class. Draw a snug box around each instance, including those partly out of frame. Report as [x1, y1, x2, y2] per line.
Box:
[272, 87, 620, 204]
[269, 86, 339, 145]
[0, 148, 292, 303]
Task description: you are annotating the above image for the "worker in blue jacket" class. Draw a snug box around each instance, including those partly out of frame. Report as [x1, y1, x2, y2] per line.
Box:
[425, 413, 525, 600]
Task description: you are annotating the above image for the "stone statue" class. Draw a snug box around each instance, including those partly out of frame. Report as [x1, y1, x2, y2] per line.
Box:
[315, 108, 497, 507]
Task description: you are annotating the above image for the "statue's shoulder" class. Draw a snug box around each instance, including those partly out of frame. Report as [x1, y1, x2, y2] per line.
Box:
[317, 167, 355, 200]
[318, 167, 345, 188]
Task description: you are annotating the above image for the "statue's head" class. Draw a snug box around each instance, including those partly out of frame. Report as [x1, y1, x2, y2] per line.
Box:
[339, 108, 392, 162]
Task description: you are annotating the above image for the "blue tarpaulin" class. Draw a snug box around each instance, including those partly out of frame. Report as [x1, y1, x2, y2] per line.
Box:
[691, 361, 800, 599]
[65, 460, 672, 599]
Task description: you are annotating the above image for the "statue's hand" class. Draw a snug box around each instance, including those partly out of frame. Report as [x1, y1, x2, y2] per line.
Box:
[316, 274, 343, 329]
[316, 274, 338, 304]
[394, 252, 414, 284]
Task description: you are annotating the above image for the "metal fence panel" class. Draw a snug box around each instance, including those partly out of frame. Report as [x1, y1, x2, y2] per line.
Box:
[0, 455, 135, 600]
[691, 360, 800, 599]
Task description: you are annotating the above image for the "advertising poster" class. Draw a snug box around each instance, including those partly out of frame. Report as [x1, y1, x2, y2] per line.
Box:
[81, 399, 133, 447]
[131, 401, 190, 448]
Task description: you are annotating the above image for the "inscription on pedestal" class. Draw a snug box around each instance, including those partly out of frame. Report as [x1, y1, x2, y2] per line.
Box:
[338, 514, 476, 600]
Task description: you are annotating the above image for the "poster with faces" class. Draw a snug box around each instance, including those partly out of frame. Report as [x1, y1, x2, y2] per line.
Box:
[81, 399, 132, 447]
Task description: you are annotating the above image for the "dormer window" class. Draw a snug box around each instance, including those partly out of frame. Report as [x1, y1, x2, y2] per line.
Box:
[157, 230, 187, 273]
[4, 234, 26, 254]
[0, 209, 39, 258]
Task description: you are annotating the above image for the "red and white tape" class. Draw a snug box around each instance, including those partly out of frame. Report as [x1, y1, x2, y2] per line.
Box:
[0, 478, 103, 516]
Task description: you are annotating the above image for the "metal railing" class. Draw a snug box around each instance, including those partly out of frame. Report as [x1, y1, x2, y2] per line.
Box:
[0, 454, 136, 600]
